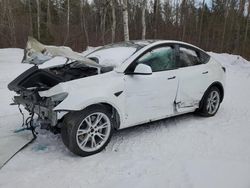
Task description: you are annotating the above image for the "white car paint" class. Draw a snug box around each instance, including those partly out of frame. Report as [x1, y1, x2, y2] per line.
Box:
[39, 40, 225, 129]
[124, 69, 179, 126]
[175, 59, 225, 113]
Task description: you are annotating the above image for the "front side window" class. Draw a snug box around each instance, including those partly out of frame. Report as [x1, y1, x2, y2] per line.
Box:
[178, 47, 202, 67]
[136, 46, 176, 72]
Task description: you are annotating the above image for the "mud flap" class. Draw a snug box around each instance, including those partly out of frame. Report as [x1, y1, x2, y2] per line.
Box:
[0, 128, 35, 169]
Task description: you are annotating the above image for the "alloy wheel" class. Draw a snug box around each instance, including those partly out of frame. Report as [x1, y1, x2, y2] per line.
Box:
[76, 112, 111, 152]
[206, 90, 220, 115]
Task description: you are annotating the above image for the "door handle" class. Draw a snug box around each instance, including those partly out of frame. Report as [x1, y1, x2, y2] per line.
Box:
[202, 71, 208, 74]
[168, 76, 176, 80]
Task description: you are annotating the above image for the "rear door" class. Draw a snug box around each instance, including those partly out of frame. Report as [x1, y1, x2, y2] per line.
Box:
[175, 45, 211, 112]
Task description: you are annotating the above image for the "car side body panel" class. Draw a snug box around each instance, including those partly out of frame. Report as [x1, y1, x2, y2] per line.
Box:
[123, 69, 179, 127]
[39, 71, 126, 127]
[38, 40, 225, 130]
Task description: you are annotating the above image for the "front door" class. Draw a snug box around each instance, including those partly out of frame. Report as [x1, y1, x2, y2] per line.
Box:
[123, 45, 179, 127]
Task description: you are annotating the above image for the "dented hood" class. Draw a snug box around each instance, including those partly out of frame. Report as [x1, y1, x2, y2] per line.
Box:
[22, 37, 101, 68]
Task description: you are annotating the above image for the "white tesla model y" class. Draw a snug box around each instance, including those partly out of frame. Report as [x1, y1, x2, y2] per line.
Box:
[8, 40, 226, 156]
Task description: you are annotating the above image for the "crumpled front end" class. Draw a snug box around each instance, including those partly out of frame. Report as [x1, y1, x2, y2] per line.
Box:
[12, 89, 68, 130]
[8, 37, 115, 132]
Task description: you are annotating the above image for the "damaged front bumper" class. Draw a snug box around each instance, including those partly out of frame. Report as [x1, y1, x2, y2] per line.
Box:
[12, 92, 67, 128]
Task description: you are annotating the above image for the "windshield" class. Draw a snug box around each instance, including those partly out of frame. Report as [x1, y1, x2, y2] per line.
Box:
[86, 46, 137, 67]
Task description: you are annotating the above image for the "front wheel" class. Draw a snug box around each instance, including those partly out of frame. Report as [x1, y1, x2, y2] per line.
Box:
[61, 105, 114, 157]
[198, 86, 221, 117]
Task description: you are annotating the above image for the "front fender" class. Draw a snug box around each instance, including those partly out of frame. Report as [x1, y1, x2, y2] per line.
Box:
[53, 92, 124, 124]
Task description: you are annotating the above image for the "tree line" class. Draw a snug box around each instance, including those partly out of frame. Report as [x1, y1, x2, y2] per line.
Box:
[0, 0, 250, 59]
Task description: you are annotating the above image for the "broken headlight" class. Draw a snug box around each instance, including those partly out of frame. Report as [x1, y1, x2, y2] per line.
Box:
[50, 92, 68, 103]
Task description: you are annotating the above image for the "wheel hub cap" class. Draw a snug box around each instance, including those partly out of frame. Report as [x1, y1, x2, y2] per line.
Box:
[206, 90, 220, 115]
[76, 112, 111, 152]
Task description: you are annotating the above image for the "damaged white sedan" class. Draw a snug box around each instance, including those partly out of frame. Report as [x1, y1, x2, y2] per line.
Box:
[8, 38, 226, 156]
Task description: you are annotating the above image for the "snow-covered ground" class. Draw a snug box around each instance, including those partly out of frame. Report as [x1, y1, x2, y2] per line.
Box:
[0, 48, 250, 188]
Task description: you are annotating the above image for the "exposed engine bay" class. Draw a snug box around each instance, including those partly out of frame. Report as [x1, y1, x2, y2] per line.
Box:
[9, 61, 102, 92]
[8, 60, 113, 133]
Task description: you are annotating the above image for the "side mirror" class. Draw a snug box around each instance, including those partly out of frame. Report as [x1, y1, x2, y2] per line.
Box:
[133, 64, 152, 75]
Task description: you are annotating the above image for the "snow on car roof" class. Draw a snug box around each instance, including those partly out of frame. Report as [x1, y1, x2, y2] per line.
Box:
[90, 40, 155, 52]
[85, 41, 159, 67]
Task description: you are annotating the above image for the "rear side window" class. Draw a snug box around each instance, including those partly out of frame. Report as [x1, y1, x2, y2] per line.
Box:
[199, 51, 210, 64]
[136, 46, 176, 72]
[178, 47, 202, 67]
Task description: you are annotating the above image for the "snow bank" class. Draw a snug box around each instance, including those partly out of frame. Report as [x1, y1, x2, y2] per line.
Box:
[208, 52, 250, 72]
[0, 48, 24, 64]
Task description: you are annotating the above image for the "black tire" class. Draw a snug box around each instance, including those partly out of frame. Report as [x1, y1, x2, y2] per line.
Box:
[61, 105, 114, 157]
[198, 86, 221, 117]
[61, 113, 72, 148]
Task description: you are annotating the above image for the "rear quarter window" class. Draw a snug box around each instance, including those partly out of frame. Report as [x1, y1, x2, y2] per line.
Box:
[199, 51, 210, 64]
[179, 47, 202, 66]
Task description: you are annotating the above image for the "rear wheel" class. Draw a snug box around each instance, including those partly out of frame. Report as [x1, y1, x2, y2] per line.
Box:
[61, 105, 114, 157]
[198, 86, 221, 117]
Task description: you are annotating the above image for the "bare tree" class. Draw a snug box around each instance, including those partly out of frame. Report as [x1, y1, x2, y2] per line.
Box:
[198, 0, 205, 45]
[6, 0, 16, 46]
[244, 0, 250, 47]
[221, 0, 229, 51]
[175, 0, 179, 26]
[80, 0, 89, 46]
[47, 0, 51, 34]
[0, 0, 10, 45]
[28, 0, 33, 35]
[141, 0, 147, 40]
[36, 0, 40, 40]
[235, 0, 246, 53]
[153, 0, 159, 39]
[119, 0, 129, 41]
[100, 1, 108, 44]
[64, 0, 70, 45]
[180, 0, 187, 41]
[110, 0, 116, 43]
[174, 0, 180, 38]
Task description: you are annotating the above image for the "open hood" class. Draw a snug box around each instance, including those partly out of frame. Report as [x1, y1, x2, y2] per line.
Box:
[8, 38, 116, 93]
[22, 37, 101, 68]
